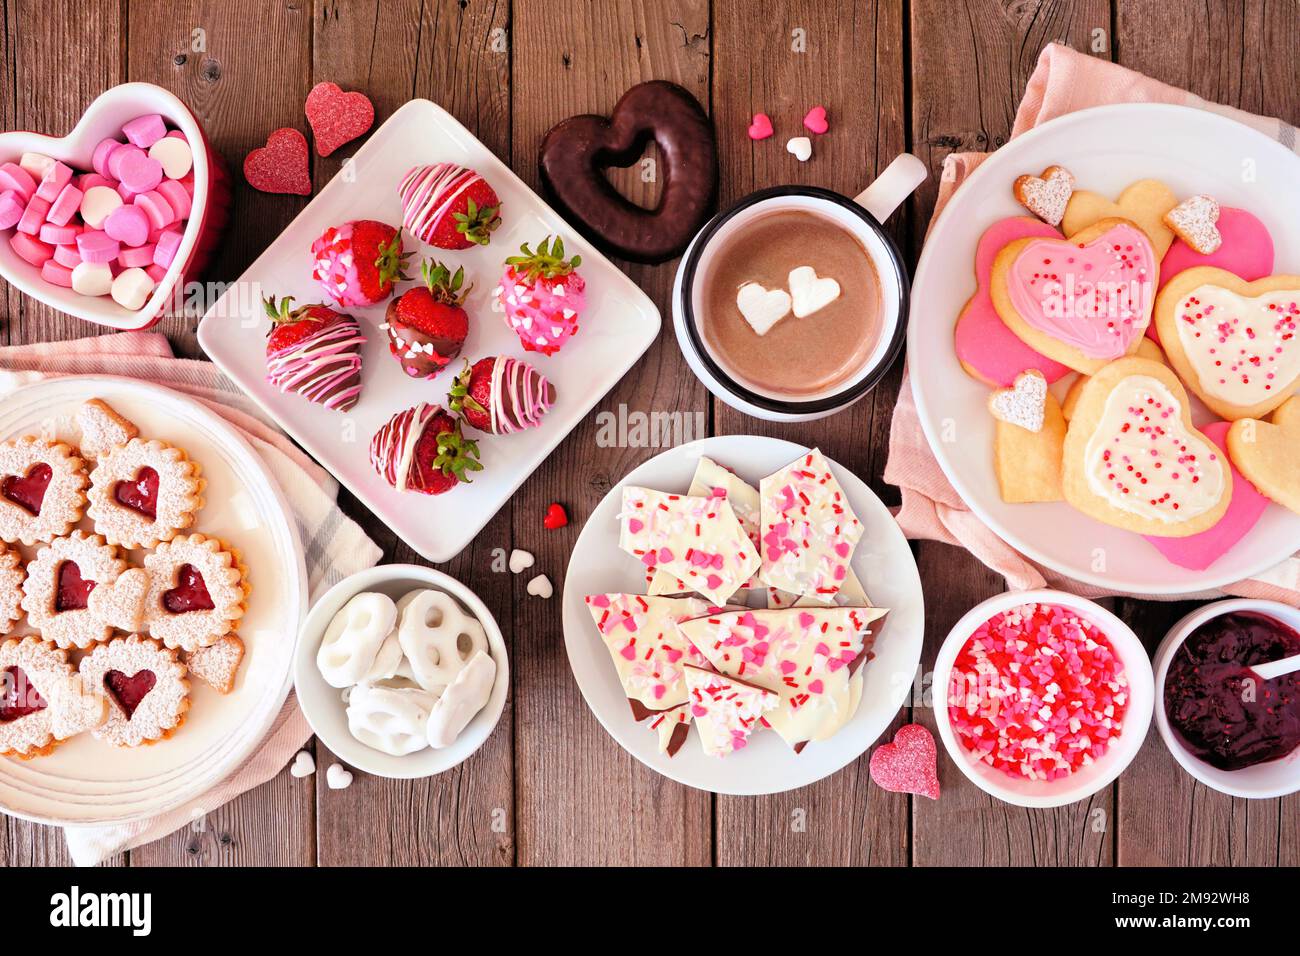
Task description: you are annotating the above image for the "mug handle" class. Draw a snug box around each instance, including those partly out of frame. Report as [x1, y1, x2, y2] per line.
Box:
[853, 153, 928, 223]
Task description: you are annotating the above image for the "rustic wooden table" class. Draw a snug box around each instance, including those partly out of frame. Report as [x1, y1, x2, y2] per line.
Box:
[2, 0, 1297, 867]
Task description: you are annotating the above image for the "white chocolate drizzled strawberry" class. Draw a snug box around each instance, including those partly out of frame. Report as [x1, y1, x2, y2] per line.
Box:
[266, 318, 366, 411]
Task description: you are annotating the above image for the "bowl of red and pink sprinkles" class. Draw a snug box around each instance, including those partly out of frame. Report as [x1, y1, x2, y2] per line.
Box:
[932, 590, 1154, 807]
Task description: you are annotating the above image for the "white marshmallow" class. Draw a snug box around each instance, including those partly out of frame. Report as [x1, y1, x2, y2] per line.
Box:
[70, 261, 113, 297]
[110, 267, 156, 311]
[148, 136, 193, 180]
[79, 185, 123, 229]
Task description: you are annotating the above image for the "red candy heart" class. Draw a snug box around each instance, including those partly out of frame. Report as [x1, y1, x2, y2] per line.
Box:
[869, 723, 940, 800]
[747, 113, 774, 140]
[104, 669, 156, 719]
[163, 564, 215, 614]
[1, 462, 52, 516]
[55, 561, 97, 612]
[543, 502, 568, 529]
[243, 128, 312, 196]
[113, 466, 159, 520]
[0, 666, 46, 721]
[305, 82, 375, 157]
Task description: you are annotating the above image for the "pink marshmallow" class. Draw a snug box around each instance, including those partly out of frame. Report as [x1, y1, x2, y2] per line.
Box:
[53, 243, 82, 268]
[0, 163, 36, 201]
[122, 114, 167, 149]
[34, 161, 73, 202]
[145, 263, 168, 283]
[118, 243, 157, 268]
[9, 231, 54, 267]
[155, 179, 192, 220]
[103, 204, 150, 247]
[152, 228, 184, 269]
[40, 259, 74, 288]
[134, 190, 175, 230]
[0, 190, 25, 230]
[92, 138, 124, 177]
[107, 144, 142, 180]
[16, 196, 50, 235]
[116, 182, 142, 203]
[116, 149, 164, 193]
[46, 183, 83, 226]
[76, 230, 121, 264]
[39, 223, 80, 245]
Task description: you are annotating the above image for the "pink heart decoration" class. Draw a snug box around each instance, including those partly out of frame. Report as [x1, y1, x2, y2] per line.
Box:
[305, 82, 375, 157]
[747, 113, 774, 141]
[243, 128, 312, 196]
[869, 723, 940, 800]
[802, 105, 829, 135]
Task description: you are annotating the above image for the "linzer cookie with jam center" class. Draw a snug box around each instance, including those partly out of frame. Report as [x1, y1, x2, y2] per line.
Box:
[79, 634, 190, 747]
[20, 531, 128, 649]
[143, 534, 248, 652]
[0, 436, 88, 546]
[0, 637, 107, 758]
[87, 437, 205, 549]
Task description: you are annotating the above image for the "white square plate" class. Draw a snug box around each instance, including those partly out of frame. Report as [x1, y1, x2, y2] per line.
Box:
[198, 99, 661, 562]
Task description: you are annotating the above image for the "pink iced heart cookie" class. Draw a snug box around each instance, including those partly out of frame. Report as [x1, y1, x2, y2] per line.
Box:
[747, 113, 774, 141]
[304, 82, 375, 157]
[1013, 165, 1074, 226]
[243, 128, 312, 196]
[955, 217, 1071, 386]
[869, 723, 939, 800]
[1143, 422, 1268, 570]
[802, 106, 829, 135]
[992, 218, 1157, 374]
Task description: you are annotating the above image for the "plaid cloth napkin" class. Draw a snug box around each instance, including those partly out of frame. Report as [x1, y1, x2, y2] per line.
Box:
[0, 331, 382, 865]
[885, 42, 1300, 603]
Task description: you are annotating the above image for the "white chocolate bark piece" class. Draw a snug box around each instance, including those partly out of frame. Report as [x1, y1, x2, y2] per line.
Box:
[649, 456, 763, 596]
[646, 701, 693, 757]
[768, 566, 870, 609]
[683, 665, 778, 757]
[809, 672, 864, 743]
[678, 605, 888, 751]
[618, 486, 760, 604]
[759, 449, 863, 600]
[584, 593, 711, 715]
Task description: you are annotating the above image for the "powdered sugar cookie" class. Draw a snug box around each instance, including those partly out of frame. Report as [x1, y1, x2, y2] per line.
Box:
[87, 438, 204, 549]
[1163, 194, 1221, 255]
[1062, 178, 1178, 258]
[0, 544, 23, 636]
[0, 437, 88, 545]
[143, 534, 248, 651]
[79, 635, 189, 747]
[1013, 165, 1074, 226]
[184, 635, 245, 694]
[1063, 358, 1231, 537]
[21, 531, 127, 649]
[988, 369, 1048, 432]
[76, 399, 139, 460]
[0, 637, 107, 757]
[86, 566, 150, 633]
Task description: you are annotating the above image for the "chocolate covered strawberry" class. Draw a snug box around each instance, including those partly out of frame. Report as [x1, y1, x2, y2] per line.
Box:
[495, 235, 586, 356]
[398, 163, 502, 249]
[369, 402, 481, 495]
[263, 296, 365, 412]
[381, 260, 471, 379]
[311, 219, 412, 307]
[449, 356, 556, 435]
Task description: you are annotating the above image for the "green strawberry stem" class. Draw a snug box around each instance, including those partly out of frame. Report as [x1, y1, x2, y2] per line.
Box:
[505, 235, 582, 283]
[448, 360, 488, 417]
[263, 295, 319, 326]
[452, 197, 502, 247]
[421, 259, 471, 306]
[375, 232, 414, 287]
[434, 419, 483, 483]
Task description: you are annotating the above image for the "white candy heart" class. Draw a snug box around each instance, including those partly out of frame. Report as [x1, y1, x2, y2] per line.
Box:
[786, 136, 812, 162]
[508, 548, 535, 574]
[736, 282, 792, 336]
[527, 573, 553, 599]
[787, 266, 841, 318]
[326, 763, 353, 790]
[289, 750, 315, 778]
[988, 369, 1047, 433]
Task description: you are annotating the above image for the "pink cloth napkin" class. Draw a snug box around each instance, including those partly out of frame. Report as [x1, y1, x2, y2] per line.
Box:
[885, 43, 1300, 602]
[0, 331, 382, 865]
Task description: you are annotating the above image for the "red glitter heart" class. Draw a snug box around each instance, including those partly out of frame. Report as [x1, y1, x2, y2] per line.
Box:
[113, 466, 159, 520]
[305, 81, 375, 157]
[104, 669, 156, 719]
[243, 128, 312, 196]
[163, 564, 215, 614]
[869, 723, 940, 800]
[543, 502, 568, 529]
[1, 462, 53, 516]
[55, 561, 97, 612]
[0, 666, 46, 721]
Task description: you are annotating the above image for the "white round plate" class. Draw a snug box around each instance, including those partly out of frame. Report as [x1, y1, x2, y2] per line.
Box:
[909, 103, 1300, 595]
[0, 376, 306, 825]
[562, 436, 924, 795]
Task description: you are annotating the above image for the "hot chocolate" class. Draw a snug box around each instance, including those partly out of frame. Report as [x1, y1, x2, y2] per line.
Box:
[697, 209, 884, 398]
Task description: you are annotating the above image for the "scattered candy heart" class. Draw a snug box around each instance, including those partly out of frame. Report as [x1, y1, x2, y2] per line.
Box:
[802, 105, 829, 134]
[243, 128, 312, 196]
[543, 502, 568, 529]
[747, 113, 774, 140]
[869, 723, 940, 800]
[325, 762, 353, 789]
[508, 548, 535, 574]
[289, 750, 316, 778]
[526, 573, 553, 599]
[304, 81, 376, 158]
[786, 136, 812, 162]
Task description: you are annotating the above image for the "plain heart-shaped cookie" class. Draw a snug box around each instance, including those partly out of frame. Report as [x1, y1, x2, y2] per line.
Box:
[1155, 267, 1300, 421]
[1228, 396, 1300, 515]
[991, 217, 1157, 374]
[787, 265, 840, 318]
[736, 281, 792, 336]
[1062, 178, 1178, 257]
[1063, 357, 1231, 537]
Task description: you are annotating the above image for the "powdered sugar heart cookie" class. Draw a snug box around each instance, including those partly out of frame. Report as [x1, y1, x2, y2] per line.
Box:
[0, 544, 23, 636]
[1158, 207, 1274, 292]
[991, 217, 1157, 374]
[1013, 165, 1074, 226]
[988, 369, 1047, 432]
[184, 635, 245, 695]
[993, 381, 1066, 504]
[76, 399, 138, 461]
[1062, 178, 1178, 257]
[87, 437, 204, 549]
[1227, 396, 1300, 516]
[1063, 358, 1231, 537]
[1163, 194, 1221, 255]
[735, 281, 791, 335]
[0, 637, 106, 757]
[86, 566, 150, 633]
[143, 534, 248, 652]
[79, 634, 189, 747]
[1155, 267, 1300, 422]
[869, 723, 940, 800]
[21, 531, 127, 649]
[0, 437, 87, 546]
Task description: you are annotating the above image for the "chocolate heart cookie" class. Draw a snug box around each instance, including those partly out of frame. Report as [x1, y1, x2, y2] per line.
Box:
[539, 81, 716, 264]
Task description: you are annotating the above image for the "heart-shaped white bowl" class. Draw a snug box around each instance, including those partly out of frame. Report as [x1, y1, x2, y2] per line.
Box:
[0, 82, 230, 330]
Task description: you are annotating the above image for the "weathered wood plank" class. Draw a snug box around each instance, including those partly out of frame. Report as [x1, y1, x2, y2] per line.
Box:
[510, 0, 713, 866]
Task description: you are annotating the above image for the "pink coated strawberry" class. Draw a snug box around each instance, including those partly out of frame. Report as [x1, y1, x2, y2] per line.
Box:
[310, 219, 411, 307]
[494, 235, 586, 356]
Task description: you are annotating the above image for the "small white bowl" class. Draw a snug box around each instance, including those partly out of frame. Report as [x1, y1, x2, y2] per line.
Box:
[293, 564, 509, 779]
[1153, 598, 1300, 799]
[932, 589, 1155, 808]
